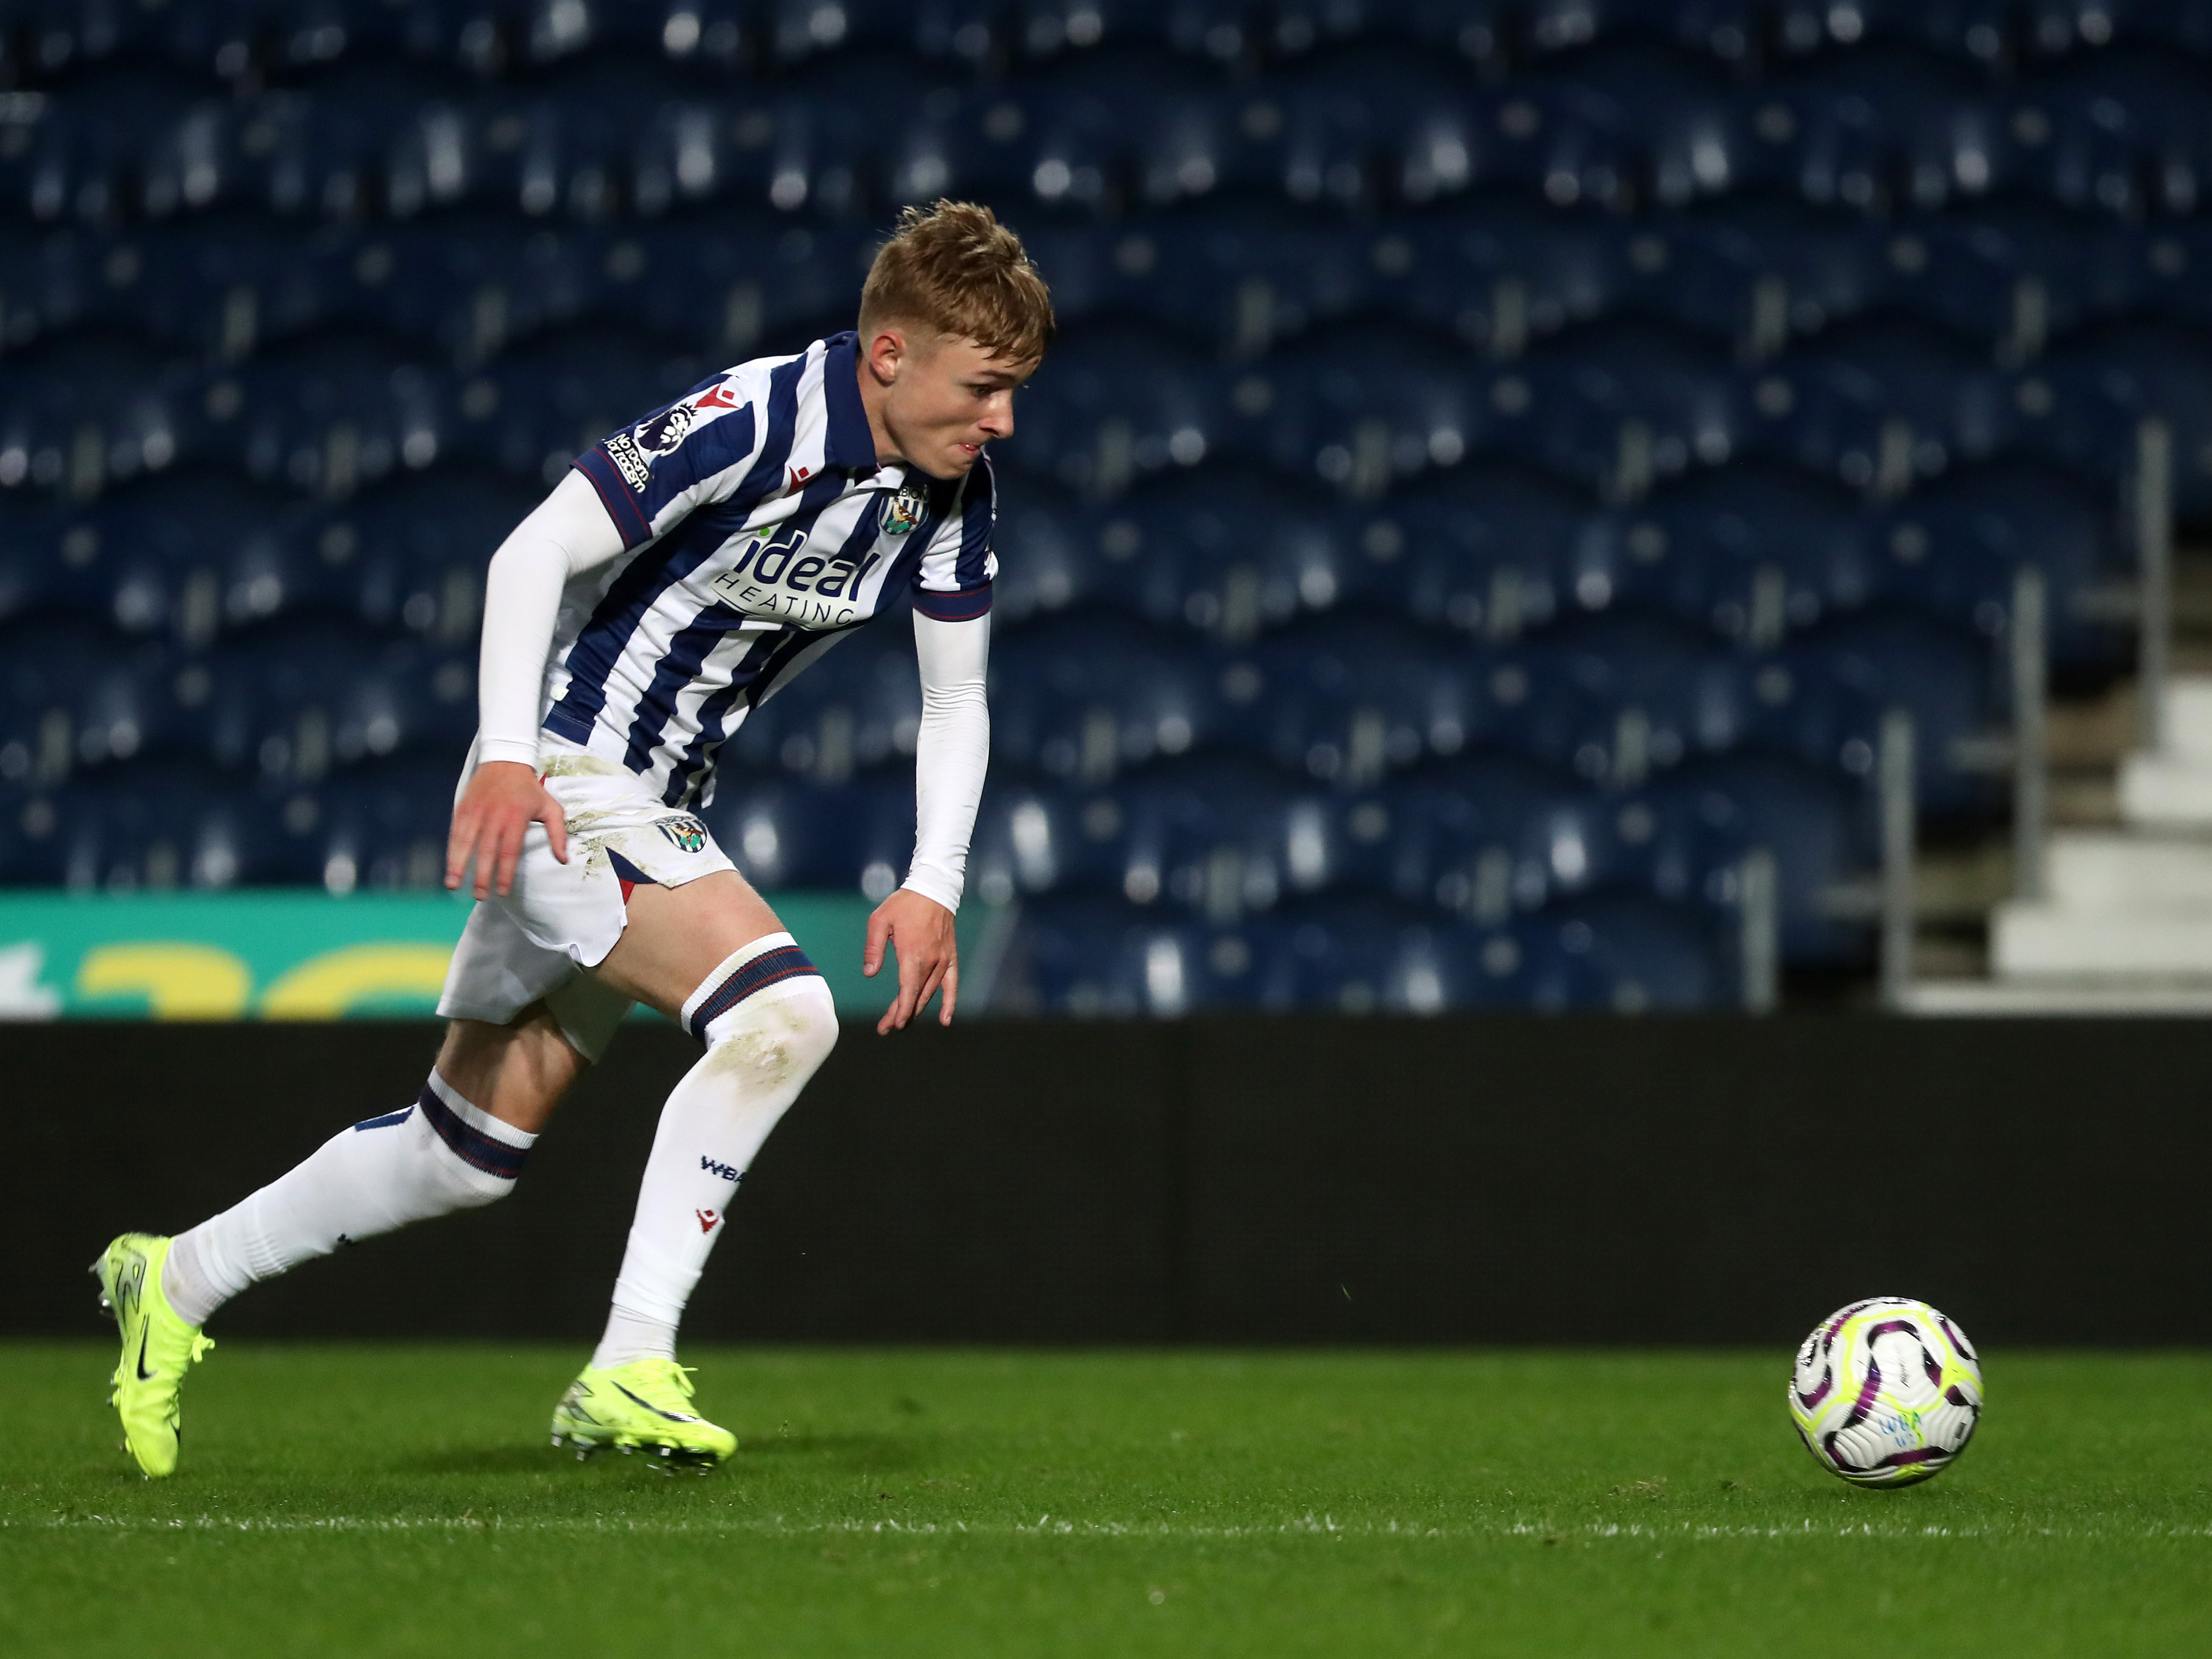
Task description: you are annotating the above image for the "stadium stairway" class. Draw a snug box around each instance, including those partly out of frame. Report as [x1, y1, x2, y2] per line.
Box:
[1914, 544, 2212, 1012]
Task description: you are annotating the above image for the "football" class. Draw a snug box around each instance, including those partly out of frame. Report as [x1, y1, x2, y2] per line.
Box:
[1790, 1298, 1984, 1487]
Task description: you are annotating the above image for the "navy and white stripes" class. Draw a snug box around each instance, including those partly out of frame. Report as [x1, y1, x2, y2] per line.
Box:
[535, 332, 995, 807]
[413, 1085, 531, 1181]
[683, 943, 823, 1041]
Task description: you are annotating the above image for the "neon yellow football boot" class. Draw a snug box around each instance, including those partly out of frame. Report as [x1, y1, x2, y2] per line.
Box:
[92, 1234, 215, 1479]
[550, 1358, 737, 1468]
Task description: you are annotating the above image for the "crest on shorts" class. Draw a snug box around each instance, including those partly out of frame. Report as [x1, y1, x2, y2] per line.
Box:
[879, 480, 929, 537]
[656, 815, 708, 854]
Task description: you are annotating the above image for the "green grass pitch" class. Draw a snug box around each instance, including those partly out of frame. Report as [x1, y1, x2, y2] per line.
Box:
[4, 1344, 2210, 1657]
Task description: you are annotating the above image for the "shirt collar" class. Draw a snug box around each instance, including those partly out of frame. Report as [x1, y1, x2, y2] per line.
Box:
[820, 331, 881, 475]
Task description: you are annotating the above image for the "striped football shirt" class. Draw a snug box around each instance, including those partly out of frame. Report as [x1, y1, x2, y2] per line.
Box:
[548, 330, 993, 807]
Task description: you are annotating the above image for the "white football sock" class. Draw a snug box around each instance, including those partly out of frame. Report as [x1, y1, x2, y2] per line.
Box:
[590, 932, 836, 1370]
[162, 1073, 534, 1327]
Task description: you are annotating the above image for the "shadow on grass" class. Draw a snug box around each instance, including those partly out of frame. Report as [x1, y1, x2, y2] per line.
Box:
[738, 1432, 933, 1474]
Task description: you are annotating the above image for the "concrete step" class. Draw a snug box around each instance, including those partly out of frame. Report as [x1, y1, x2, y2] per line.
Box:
[1902, 979, 2212, 1015]
[1993, 900, 2212, 977]
[2046, 832, 2212, 911]
[2119, 753, 2212, 827]
[2166, 676, 2212, 764]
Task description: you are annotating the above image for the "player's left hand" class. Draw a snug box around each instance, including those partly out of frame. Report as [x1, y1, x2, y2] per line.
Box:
[863, 888, 957, 1034]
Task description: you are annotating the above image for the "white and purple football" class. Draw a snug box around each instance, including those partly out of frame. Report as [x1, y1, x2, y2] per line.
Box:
[1789, 1297, 1984, 1487]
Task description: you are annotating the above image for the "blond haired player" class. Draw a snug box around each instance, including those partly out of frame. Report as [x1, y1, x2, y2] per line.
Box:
[94, 202, 1052, 1474]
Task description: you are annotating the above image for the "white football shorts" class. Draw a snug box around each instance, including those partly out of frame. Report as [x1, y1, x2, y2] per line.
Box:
[435, 734, 737, 1061]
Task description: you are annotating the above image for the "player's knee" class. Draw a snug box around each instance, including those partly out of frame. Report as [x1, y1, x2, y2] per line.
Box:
[780, 973, 839, 1079]
[703, 971, 837, 1089]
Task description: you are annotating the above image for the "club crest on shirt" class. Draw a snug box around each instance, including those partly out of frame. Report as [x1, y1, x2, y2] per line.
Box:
[656, 815, 709, 854]
[879, 480, 929, 538]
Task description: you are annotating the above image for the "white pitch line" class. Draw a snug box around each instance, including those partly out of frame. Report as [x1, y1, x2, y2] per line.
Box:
[8, 1513, 2210, 1543]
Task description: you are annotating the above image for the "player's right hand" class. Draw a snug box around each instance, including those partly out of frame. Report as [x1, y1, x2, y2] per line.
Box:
[446, 759, 568, 900]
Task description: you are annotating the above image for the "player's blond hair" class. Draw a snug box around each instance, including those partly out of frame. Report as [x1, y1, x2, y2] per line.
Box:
[859, 200, 1055, 364]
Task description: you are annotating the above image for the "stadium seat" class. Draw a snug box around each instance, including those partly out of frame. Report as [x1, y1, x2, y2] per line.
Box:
[2011, 50, 2212, 218]
[1219, 616, 1474, 787]
[1740, 318, 2012, 500]
[1084, 467, 1354, 642]
[721, 616, 925, 784]
[1608, 203, 1884, 362]
[1487, 43, 1746, 213]
[1521, 0, 1760, 63]
[998, 320, 1222, 497]
[1221, 322, 1483, 499]
[1488, 317, 1738, 501]
[1876, 461, 2126, 669]
[1603, 463, 1876, 645]
[2011, 322, 2212, 515]
[1740, 48, 2010, 213]
[991, 614, 1220, 784]
[1520, 891, 1728, 1010]
[1374, 204, 1623, 360]
[1493, 611, 1749, 785]
[1629, 750, 1875, 964]
[0, 334, 201, 500]
[1744, 610, 2004, 817]
[1343, 461, 1595, 640]
[702, 772, 916, 896]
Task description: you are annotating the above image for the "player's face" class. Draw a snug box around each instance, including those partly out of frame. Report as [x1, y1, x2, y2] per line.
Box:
[872, 329, 1038, 480]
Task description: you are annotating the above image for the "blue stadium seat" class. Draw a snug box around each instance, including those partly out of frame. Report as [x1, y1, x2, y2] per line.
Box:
[1495, 611, 1749, 785]
[309, 757, 468, 893]
[1487, 44, 1746, 213]
[1221, 617, 1474, 787]
[1489, 318, 1737, 501]
[1741, 318, 2012, 499]
[1745, 611, 2003, 816]
[1247, 897, 1521, 1012]
[635, 221, 875, 361]
[183, 626, 472, 780]
[1367, 754, 1627, 917]
[991, 614, 1220, 783]
[1374, 205, 1624, 359]
[2012, 50, 2212, 218]
[1876, 461, 2125, 669]
[723, 616, 925, 784]
[0, 622, 165, 790]
[1740, 48, 2009, 213]
[1630, 750, 1875, 964]
[997, 321, 1221, 497]
[703, 773, 916, 896]
[7, 475, 309, 642]
[998, 893, 1253, 1015]
[1221, 323, 1481, 498]
[1768, 1, 2016, 69]
[1522, 1, 1760, 64]
[1520, 892, 1728, 1010]
[456, 335, 699, 487]
[1873, 209, 2135, 366]
[887, 79, 1131, 217]
[1344, 462, 1595, 640]
[221, 339, 451, 497]
[1611, 204, 1884, 362]
[0, 335, 201, 499]
[989, 472, 1101, 629]
[1086, 468, 1354, 642]
[2011, 323, 2212, 514]
[0, 763, 280, 891]
[1604, 463, 1876, 645]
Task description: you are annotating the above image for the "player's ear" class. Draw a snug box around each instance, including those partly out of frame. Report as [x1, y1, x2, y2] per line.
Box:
[865, 326, 905, 386]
